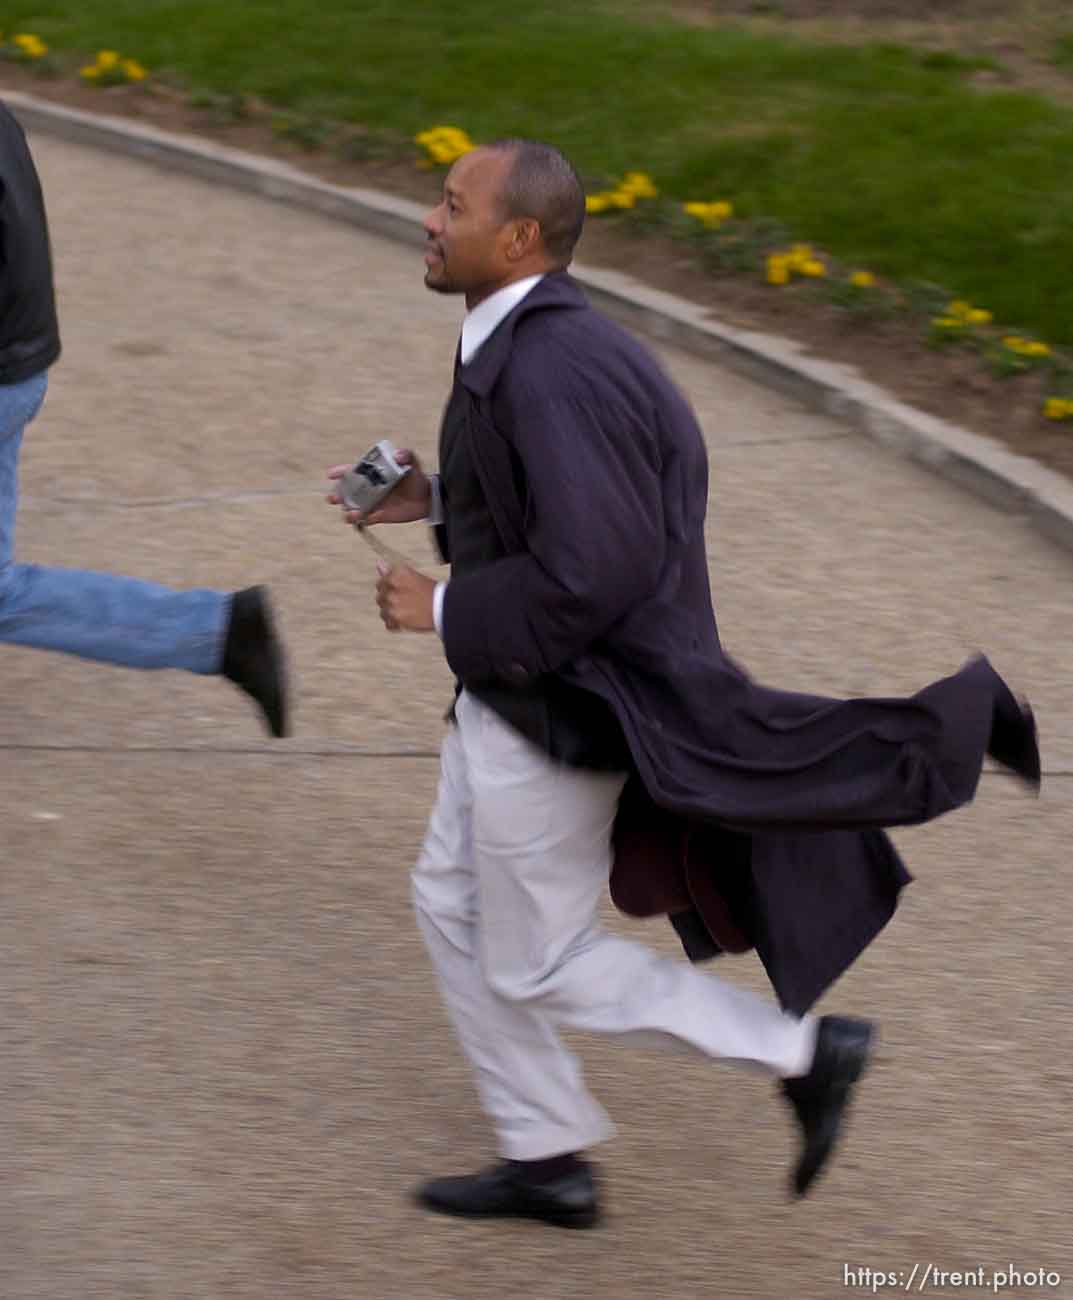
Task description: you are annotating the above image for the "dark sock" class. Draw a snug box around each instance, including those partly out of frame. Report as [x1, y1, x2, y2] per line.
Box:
[509, 1153, 585, 1186]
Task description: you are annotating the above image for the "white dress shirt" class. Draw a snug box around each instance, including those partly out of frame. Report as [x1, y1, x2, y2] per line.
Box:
[430, 274, 544, 637]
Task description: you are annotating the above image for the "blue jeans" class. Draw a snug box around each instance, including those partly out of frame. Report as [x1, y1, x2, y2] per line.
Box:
[0, 371, 227, 672]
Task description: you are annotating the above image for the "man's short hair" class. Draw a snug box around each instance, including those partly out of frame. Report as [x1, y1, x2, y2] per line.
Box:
[485, 139, 586, 265]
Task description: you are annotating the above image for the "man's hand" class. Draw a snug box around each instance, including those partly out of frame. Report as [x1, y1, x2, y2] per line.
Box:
[326, 447, 432, 526]
[376, 562, 437, 633]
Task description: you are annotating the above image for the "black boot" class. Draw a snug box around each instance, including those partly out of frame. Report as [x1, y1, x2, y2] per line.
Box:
[221, 586, 288, 738]
[782, 1015, 874, 1198]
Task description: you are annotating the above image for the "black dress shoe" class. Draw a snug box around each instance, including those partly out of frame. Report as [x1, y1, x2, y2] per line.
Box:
[415, 1161, 600, 1229]
[221, 586, 289, 738]
[782, 1015, 874, 1198]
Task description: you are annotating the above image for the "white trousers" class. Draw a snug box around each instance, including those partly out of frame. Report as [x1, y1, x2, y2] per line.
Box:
[412, 689, 818, 1161]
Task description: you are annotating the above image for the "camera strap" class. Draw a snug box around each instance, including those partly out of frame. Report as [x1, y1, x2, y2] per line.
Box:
[355, 523, 416, 571]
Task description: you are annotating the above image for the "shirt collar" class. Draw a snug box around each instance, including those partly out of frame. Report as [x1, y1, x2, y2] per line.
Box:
[460, 274, 545, 366]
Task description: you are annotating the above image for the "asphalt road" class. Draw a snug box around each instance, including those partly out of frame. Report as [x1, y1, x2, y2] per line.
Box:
[4, 132, 1071, 1300]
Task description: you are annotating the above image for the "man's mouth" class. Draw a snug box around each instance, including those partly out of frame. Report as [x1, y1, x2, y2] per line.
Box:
[424, 246, 443, 266]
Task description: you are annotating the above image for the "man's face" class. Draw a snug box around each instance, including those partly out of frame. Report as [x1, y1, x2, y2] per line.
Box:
[422, 149, 517, 303]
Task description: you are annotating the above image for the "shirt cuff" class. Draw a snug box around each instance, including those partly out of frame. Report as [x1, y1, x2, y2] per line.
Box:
[426, 473, 445, 527]
[433, 580, 447, 639]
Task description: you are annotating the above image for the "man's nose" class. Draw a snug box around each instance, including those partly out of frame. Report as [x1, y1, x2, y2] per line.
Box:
[423, 206, 443, 238]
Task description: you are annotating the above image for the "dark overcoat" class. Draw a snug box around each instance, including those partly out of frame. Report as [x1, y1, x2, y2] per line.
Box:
[435, 271, 1031, 1015]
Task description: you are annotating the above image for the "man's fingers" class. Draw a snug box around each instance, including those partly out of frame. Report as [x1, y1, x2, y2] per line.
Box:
[326, 464, 350, 479]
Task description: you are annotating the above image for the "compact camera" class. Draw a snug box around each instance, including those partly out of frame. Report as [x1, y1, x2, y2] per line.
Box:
[338, 439, 411, 514]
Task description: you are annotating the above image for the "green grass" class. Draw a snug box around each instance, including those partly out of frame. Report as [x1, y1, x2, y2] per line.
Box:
[6, 0, 1073, 343]
[1054, 32, 1073, 74]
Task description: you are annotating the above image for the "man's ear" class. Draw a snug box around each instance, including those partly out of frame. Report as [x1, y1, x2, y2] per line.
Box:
[506, 218, 541, 262]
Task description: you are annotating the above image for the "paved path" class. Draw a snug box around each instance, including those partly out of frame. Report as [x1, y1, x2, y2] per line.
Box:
[4, 133, 1072, 1300]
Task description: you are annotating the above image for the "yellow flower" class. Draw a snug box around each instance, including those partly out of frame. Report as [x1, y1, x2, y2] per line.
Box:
[606, 188, 637, 210]
[684, 200, 733, 229]
[933, 316, 965, 330]
[14, 33, 48, 57]
[122, 58, 147, 81]
[80, 64, 101, 79]
[97, 49, 120, 68]
[787, 243, 815, 272]
[766, 254, 790, 286]
[850, 271, 876, 288]
[620, 171, 657, 199]
[998, 335, 1054, 363]
[946, 300, 992, 327]
[1044, 398, 1073, 420]
[415, 126, 475, 165]
[801, 259, 826, 278]
[585, 194, 613, 213]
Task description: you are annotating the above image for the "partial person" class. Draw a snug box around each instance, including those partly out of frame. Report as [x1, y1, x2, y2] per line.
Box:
[327, 139, 1038, 1229]
[1, 100, 287, 736]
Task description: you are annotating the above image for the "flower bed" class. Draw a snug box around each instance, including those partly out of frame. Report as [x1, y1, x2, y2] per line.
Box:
[412, 122, 1073, 423]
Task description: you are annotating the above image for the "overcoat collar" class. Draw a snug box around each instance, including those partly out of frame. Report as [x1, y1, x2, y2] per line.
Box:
[456, 270, 588, 398]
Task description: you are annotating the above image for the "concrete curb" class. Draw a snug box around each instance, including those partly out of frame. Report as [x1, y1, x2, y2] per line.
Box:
[8, 88, 1073, 558]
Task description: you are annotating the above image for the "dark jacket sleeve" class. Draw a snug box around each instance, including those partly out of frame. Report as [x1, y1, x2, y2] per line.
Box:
[441, 368, 666, 684]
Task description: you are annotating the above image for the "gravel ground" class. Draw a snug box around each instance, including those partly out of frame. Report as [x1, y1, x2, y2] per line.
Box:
[3, 133, 1071, 1300]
